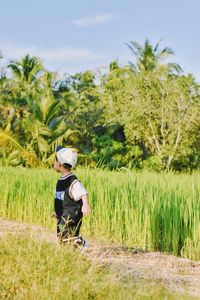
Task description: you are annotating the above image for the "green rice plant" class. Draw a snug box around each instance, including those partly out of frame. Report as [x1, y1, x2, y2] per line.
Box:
[0, 167, 200, 260]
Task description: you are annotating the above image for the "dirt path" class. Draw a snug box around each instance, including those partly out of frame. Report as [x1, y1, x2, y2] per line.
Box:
[1, 218, 200, 298]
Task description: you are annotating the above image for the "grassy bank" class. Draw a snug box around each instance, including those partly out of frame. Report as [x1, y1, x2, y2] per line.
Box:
[0, 234, 194, 300]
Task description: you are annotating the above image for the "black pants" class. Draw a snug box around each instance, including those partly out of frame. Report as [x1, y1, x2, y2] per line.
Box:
[57, 208, 83, 243]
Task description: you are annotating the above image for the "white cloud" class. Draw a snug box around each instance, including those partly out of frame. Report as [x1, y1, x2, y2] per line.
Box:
[0, 39, 102, 64]
[72, 13, 113, 27]
[0, 38, 104, 75]
[39, 47, 101, 62]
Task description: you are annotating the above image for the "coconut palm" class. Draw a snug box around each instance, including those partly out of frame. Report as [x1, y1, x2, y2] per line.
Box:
[0, 65, 79, 167]
[8, 54, 43, 83]
[7, 54, 44, 108]
[126, 39, 182, 73]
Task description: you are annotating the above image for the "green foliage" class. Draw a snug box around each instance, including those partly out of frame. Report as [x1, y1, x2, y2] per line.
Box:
[104, 69, 200, 171]
[8, 54, 43, 83]
[126, 38, 182, 73]
[0, 40, 200, 171]
[91, 134, 125, 169]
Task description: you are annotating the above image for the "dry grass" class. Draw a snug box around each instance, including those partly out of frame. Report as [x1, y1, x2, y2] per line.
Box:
[1, 218, 200, 299]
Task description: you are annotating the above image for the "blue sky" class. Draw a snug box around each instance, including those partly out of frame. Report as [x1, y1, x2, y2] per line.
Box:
[0, 0, 200, 80]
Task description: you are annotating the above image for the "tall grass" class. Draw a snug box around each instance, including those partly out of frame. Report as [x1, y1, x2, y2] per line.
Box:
[0, 167, 200, 260]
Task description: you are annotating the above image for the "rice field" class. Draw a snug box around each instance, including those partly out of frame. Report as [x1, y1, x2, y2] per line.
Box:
[0, 167, 200, 260]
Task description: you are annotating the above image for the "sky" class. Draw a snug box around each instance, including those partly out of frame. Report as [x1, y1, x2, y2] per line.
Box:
[0, 0, 200, 80]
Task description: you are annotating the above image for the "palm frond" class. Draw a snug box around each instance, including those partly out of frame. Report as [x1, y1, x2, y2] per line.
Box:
[154, 38, 163, 53]
[44, 98, 64, 125]
[127, 61, 138, 73]
[0, 130, 25, 151]
[50, 128, 80, 152]
[159, 47, 174, 58]
[8, 63, 22, 78]
[167, 62, 183, 73]
[125, 41, 142, 58]
[0, 130, 42, 167]
[31, 120, 51, 154]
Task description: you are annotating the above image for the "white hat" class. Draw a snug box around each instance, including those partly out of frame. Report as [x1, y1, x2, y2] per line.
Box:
[56, 147, 77, 168]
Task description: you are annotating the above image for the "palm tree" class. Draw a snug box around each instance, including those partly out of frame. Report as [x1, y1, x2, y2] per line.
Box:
[7, 54, 44, 106]
[126, 39, 182, 73]
[21, 70, 78, 163]
[0, 65, 78, 167]
[8, 54, 43, 83]
[100, 60, 131, 90]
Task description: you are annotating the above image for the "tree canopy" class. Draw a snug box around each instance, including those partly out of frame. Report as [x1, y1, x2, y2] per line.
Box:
[0, 39, 200, 171]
